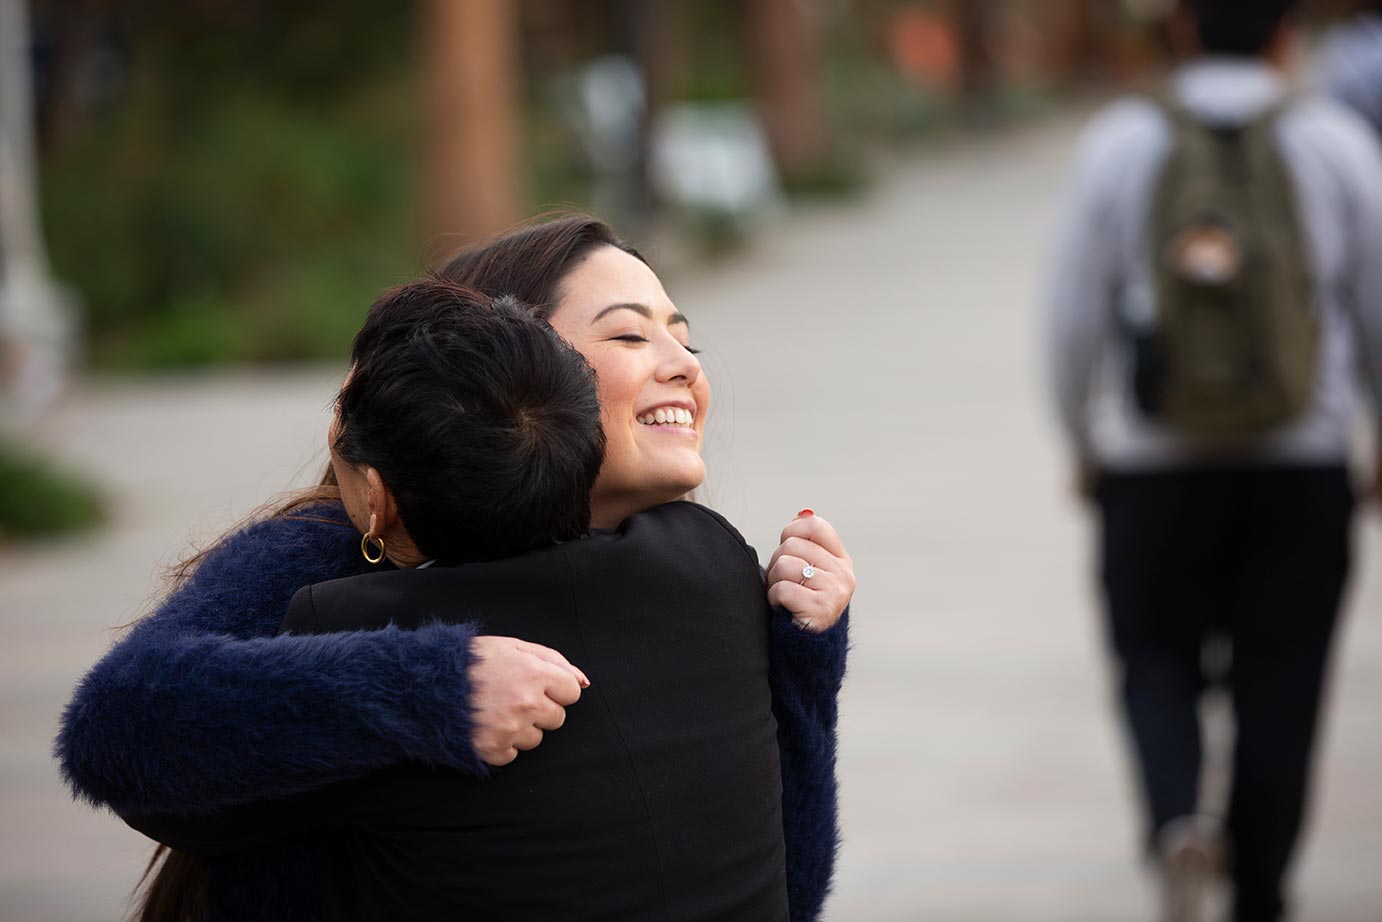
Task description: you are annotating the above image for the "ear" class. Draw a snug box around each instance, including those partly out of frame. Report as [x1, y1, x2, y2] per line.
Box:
[363, 467, 400, 536]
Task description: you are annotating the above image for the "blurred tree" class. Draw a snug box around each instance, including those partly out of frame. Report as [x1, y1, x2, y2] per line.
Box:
[32, 0, 103, 158]
[1055, 0, 1100, 79]
[746, 0, 829, 181]
[952, 0, 998, 122]
[34, 1, 424, 368]
[617, 0, 674, 229]
[420, 0, 523, 248]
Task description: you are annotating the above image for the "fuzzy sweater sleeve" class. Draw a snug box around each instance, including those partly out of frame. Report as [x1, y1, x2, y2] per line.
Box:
[771, 605, 849, 922]
[55, 506, 486, 816]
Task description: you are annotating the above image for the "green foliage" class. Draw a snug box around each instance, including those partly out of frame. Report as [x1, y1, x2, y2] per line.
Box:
[780, 157, 870, 200]
[39, 5, 420, 370]
[680, 2, 753, 103]
[0, 437, 105, 540]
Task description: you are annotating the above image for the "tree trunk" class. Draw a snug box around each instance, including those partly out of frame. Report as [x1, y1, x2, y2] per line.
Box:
[745, 0, 827, 181]
[953, 0, 996, 114]
[622, 0, 683, 229]
[36, 0, 101, 159]
[420, 0, 523, 249]
[1058, 0, 1099, 80]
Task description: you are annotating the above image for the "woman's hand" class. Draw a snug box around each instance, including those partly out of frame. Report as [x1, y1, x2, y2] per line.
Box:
[468, 637, 590, 766]
[765, 510, 856, 633]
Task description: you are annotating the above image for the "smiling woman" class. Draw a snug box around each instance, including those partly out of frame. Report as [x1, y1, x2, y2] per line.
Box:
[57, 215, 854, 922]
[548, 246, 712, 527]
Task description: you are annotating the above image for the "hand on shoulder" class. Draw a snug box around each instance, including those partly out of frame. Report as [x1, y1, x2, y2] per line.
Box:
[467, 637, 590, 765]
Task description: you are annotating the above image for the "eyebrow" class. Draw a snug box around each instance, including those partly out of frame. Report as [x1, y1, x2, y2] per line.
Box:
[592, 303, 690, 327]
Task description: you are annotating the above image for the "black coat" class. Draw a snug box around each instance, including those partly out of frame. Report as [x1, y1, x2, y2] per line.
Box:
[134, 502, 793, 922]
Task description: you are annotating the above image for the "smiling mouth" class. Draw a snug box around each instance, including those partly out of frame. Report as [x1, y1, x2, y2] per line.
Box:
[637, 406, 695, 428]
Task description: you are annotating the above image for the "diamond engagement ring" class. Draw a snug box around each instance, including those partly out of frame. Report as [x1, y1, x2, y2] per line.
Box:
[799, 564, 817, 585]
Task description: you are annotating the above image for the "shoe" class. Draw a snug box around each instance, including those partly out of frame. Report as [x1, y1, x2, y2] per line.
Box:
[1158, 815, 1224, 922]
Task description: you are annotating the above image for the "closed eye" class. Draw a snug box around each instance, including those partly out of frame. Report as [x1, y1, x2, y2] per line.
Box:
[610, 333, 700, 354]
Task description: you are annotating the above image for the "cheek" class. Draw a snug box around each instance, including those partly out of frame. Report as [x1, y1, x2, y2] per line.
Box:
[585, 352, 644, 420]
[694, 378, 712, 431]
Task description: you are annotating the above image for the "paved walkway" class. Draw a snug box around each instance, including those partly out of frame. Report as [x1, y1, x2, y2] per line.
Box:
[3, 112, 1380, 921]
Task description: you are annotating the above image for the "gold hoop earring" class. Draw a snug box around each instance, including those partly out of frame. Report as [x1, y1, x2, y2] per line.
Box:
[361, 533, 386, 565]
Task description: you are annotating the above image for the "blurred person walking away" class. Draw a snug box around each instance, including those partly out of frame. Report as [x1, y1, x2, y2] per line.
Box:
[1044, 1, 1382, 920]
[1318, 1, 1382, 137]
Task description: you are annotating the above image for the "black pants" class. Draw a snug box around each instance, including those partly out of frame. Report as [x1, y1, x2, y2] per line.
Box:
[1098, 465, 1353, 922]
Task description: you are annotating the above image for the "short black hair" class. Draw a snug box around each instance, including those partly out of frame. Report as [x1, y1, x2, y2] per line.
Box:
[1186, 0, 1297, 56]
[335, 278, 605, 563]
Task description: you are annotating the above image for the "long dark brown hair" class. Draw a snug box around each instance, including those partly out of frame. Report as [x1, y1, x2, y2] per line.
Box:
[437, 212, 644, 317]
[132, 214, 640, 922]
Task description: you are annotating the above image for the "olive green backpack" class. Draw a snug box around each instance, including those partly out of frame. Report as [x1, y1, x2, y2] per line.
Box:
[1129, 96, 1317, 436]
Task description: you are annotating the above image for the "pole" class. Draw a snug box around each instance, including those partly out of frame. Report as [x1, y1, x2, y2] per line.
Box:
[0, 0, 78, 419]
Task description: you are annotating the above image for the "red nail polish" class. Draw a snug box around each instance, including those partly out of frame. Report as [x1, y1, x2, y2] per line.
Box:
[797, 508, 815, 518]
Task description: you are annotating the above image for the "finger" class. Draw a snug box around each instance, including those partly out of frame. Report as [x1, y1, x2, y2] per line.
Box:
[541, 662, 584, 707]
[532, 699, 568, 732]
[765, 542, 786, 576]
[776, 536, 838, 571]
[778, 514, 848, 559]
[487, 746, 518, 767]
[766, 579, 819, 617]
[773, 533, 834, 577]
[779, 514, 848, 558]
[766, 554, 816, 589]
[513, 726, 545, 752]
[513, 638, 591, 688]
[765, 534, 799, 572]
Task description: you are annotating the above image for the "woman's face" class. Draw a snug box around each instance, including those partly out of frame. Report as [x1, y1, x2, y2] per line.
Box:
[549, 246, 711, 527]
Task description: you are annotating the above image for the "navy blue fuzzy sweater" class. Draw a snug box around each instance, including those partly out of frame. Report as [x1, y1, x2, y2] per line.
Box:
[56, 504, 848, 921]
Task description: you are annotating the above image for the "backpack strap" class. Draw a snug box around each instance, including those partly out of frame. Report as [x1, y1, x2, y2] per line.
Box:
[1150, 88, 1294, 144]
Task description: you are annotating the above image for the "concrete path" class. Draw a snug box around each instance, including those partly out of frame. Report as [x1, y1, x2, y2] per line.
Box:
[3, 112, 1379, 921]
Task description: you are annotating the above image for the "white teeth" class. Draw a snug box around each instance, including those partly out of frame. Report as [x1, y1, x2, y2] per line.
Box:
[638, 406, 695, 426]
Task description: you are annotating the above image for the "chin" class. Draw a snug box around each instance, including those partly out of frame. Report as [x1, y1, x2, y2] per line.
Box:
[669, 461, 707, 494]
[642, 470, 707, 508]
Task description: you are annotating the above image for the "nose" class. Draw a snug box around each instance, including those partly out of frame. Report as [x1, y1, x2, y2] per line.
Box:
[656, 334, 702, 386]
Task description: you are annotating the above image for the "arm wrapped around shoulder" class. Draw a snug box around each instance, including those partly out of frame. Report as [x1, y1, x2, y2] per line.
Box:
[57, 619, 485, 816]
[55, 509, 487, 816]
